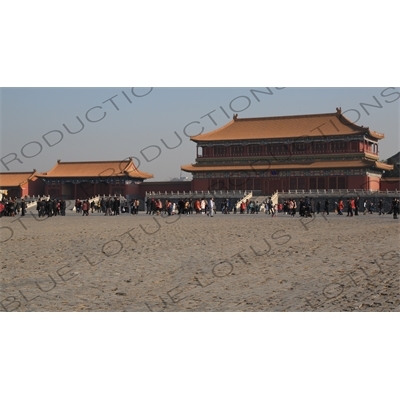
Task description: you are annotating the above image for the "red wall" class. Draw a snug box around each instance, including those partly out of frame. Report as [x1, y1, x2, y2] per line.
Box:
[124, 184, 141, 197]
[191, 175, 385, 194]
[347, 176, 367, 191]
[380, 178, 400, 191]
[28, 178, 46, 197]
[191, 179, 212, 192]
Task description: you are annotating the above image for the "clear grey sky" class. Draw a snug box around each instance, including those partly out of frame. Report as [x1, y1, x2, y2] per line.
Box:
[1, 87, 399, 180]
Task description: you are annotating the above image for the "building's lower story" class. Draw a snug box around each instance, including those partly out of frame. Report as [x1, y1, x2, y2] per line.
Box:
[43, 180, 131, 199]
[182, 160, 394, 195]
[192, 174, 382, 194]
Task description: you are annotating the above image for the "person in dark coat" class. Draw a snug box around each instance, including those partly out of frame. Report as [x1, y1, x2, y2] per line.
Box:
[323, 199, 329, 215]
[100, 197, 106, 213]
[60, 200, 66, 216]
[21, 199, 26, 216]
[392, 198, 399, 219]
[378, 199, 383, 215]
[130, 199, 135, 214]
[105, 198, 111, 216]
[114, 197, 120, 216]
[354, 196, 360, 216]
[46, 199, 52, 217]
[52, 199, 58, 216]
[146, 198, 151, 214]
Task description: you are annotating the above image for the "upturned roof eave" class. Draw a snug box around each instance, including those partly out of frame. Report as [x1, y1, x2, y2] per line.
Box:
[191, 110, 371, 143]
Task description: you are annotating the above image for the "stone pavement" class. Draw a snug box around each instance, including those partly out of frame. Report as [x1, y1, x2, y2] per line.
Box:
[1, 210, 399, 311]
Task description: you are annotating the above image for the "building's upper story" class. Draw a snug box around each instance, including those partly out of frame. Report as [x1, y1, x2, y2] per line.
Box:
[191, 108, 384, 162]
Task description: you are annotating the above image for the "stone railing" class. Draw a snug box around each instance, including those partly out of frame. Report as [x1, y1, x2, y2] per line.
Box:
[25, 196, 50, 209]
[144, 190, 250, 200]
[280, 188, 399, 195]
[145, 189, 248, 197]
[271, 191, 279, 205]
[235, 191, 253, 209]
[78, 194, 127, 203]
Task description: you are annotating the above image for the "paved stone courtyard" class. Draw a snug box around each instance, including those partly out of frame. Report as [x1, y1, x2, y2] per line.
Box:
[1, 210, 399, 311]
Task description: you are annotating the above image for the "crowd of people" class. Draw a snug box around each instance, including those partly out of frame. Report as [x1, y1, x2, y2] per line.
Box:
[143, 197, 275, 216]
[279, 196, 400, 219]
[1, 195, 399, 219]
[145, 198, 215, 216]
[36, 198, 67, 217]
[74, 197, 133, 216]
[143, 196, 400, 219]
[0, 197, 26, 217]
[0, 197, 67, 217]
[72, 197, 219, 217]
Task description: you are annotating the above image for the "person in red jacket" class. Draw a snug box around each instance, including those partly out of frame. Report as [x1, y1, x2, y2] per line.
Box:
[82, 200, 89, 216]
[338, 199, 344, 215]
[350, 198, 355, 215]
[347, 198, 355, 217]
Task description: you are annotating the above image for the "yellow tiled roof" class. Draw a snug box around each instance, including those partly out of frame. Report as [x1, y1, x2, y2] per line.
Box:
[191, 110, 384, 142]
[0, 171, 37, 187]
[375, 161, 394, 171]
[36, 159, 153, 179]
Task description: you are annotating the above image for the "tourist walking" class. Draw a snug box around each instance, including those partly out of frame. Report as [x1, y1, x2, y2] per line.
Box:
[270, 202, 276, 217]
[21, 198, 26, 216]
[60, 200, 66, 216]
[146, 198, 151, 214]
[354, 196, 360, 216]
[323, 199, 329, 215]
[114, 197, 120, 216]
[363, 199, 368, 215]
[378, 199, 384, 215]
[368, 201, 374, 214]
[346, 199, 353, 217]
[105, 198, 112, 216]
[291, 199, 297, 217]
[208, 198, 214, 217]
[392, 198, 399, 219]
[201, 198, 206, 214]
[82, 200, 89, 216]
[100, 197, 106, 213]
[338, 199, 344, 215]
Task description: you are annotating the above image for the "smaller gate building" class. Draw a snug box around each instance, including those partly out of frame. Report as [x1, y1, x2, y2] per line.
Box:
[36, 159, 153, 199]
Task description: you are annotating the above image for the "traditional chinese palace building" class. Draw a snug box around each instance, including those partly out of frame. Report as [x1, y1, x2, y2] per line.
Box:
[0, 170, 44, 198]
[35, 159, 153, 199]
[181, 108, 394, 194]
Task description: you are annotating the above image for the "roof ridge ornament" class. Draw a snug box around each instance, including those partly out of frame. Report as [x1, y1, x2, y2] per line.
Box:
[233, 114, 238, 121]
[336, 107, 342, 114]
